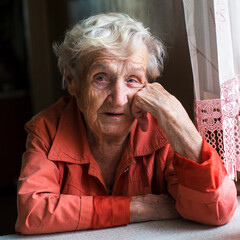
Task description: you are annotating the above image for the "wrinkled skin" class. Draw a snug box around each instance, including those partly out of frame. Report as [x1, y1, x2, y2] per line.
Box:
[67, 48, 148, 143]
[130, 194, 180, 222]
[66, 44, 202, 223]
[132, 82, 203, 162]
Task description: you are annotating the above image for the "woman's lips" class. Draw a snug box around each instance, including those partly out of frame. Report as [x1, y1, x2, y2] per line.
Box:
[105, 113, 124, 117]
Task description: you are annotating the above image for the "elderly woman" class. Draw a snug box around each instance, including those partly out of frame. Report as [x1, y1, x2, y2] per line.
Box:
[16, 13, 237, 234]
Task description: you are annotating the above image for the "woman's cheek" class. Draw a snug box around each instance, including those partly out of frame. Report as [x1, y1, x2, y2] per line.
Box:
[77, 88, 107, 115]
[92, 80, 109, 90]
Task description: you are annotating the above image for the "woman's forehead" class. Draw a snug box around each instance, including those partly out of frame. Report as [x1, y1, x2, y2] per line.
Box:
[88, 46, 149, 73]
[89, 60, 146, 73]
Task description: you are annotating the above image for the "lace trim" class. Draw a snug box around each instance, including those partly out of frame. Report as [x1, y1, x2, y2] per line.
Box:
[195, 75, 240, 179]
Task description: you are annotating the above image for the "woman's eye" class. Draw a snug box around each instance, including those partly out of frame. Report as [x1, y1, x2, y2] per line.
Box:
[96, 76, 106, 81]
[92, 74, 109, 90]
[127, 78, 137, 83]
[127, 77, 144, 88]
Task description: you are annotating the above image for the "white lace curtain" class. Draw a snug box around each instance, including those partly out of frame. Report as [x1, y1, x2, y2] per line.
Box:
[182, 0, 240, 179]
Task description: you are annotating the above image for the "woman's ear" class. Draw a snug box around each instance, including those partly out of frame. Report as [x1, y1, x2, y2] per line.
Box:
[65, 70, 77, 96]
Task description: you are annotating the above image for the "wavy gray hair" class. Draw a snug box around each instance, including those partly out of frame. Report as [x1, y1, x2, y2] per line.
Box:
[53, 12, 166, 89]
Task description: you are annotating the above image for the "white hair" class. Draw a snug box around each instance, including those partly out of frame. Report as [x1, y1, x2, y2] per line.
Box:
[53, 12, 166, 88]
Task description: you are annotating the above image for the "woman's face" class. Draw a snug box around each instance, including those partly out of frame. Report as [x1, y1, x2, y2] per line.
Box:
[69, 45, 149, 141]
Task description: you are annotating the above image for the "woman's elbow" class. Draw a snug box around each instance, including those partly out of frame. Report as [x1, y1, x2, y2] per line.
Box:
[177, 192, 238, 226]
[211, 196, 238, 226]
[15, 198, 46, 235]
[15, 211, 41, 235]
[15, 216, 34, 235]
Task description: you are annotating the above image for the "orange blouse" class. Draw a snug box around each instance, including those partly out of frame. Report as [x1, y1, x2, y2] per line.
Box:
[15, 96, 237, 234]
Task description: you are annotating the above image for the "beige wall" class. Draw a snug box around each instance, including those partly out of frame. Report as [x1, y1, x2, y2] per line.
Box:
[23, 0, 194, 119]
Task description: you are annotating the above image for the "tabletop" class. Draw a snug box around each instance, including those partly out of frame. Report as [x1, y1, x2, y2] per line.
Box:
[1, 197, 239, 240]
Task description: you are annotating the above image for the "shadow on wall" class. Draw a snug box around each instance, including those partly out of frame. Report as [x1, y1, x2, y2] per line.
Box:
[0, 0, 32, 235]
[0, 94, 32, 235]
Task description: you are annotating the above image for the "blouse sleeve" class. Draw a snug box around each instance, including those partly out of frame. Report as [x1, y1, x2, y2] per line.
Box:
[164, 138, 238, 225]
[16, 125, 131, 235]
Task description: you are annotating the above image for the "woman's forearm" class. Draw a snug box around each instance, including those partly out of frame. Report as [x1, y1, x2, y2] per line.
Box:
[156, 112, 203, 163]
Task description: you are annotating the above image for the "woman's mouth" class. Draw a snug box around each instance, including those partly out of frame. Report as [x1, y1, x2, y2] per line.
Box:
[104, 112, 124, 117]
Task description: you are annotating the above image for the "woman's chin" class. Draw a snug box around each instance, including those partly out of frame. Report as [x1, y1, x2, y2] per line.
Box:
[85, 118, 135, 141]
[100, 127, 130, 138]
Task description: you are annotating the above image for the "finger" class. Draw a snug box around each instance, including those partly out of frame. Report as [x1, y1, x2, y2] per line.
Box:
[136, 110, 149, 132]
[131, 103, 149, 132]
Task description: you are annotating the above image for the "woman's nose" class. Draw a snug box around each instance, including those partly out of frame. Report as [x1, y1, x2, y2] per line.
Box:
[107, 81, 129, 106]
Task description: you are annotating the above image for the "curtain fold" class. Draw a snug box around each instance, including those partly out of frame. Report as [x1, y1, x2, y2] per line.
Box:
[183, 0, 240, 179]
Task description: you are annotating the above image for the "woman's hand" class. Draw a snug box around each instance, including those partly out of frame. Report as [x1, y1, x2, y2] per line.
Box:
[131, 82, 203, 163]
[130, 194, 180, 223]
